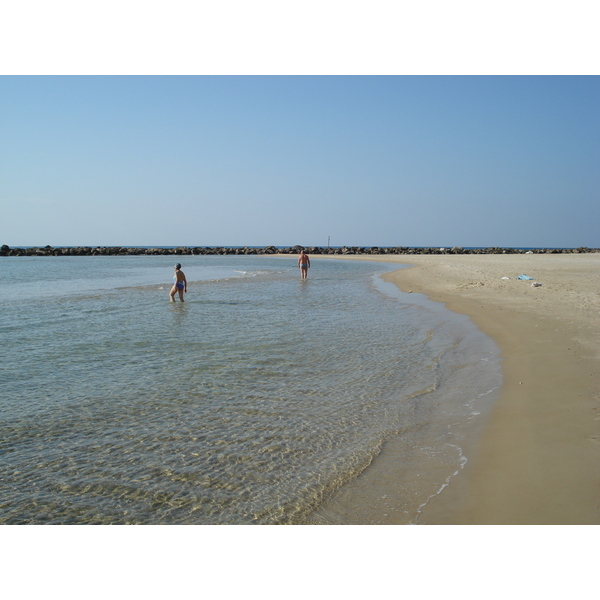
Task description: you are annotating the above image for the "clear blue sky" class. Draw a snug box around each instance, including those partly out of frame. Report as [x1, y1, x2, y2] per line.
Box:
[1, 75, 598, 248]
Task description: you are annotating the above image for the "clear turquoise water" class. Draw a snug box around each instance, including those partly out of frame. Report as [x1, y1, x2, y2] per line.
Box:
[0, 255, 500, 524]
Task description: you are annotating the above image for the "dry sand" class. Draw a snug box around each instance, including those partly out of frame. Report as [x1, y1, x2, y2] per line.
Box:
[330, 253, 600, 524]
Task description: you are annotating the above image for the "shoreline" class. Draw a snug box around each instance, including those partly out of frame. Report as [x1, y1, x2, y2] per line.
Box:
[319, 253, 600, 524]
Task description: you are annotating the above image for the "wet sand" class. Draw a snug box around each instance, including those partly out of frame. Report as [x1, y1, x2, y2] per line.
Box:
[329, 253, 600, 524]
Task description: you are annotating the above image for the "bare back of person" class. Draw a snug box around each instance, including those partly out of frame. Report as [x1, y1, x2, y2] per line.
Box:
[170, 263, 187, 301]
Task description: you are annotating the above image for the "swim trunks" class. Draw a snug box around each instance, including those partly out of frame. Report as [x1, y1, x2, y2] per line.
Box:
[176, 282, 185, 290]
[300, 263, 308, 268]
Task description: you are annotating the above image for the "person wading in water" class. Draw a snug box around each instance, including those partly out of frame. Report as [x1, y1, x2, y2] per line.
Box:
[170, 263, 187, 301]
[298, 250, 310, 279]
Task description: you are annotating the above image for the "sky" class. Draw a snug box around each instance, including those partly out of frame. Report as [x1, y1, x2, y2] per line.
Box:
[1, 74, 599, 248]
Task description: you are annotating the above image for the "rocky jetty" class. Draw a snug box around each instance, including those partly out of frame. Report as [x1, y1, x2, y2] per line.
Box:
[1, 244, 598, 257]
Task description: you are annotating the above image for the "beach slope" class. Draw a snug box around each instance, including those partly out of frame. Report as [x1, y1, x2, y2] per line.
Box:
[343, 253, 600, 524]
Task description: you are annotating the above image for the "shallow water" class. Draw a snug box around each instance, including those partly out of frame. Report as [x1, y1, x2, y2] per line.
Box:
[0, 255, 500, 524]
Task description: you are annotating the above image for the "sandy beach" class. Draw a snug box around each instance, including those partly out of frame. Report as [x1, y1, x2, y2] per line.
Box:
[328, 253, 600, 524]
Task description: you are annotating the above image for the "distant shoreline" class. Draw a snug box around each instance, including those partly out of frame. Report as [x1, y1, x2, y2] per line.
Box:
[2, 244, 598, 257]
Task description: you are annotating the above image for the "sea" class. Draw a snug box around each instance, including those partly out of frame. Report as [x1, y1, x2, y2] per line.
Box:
[0, 254, 501, 524]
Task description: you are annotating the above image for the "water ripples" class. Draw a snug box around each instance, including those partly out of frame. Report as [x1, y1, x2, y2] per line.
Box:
[0, 256, 497, 524]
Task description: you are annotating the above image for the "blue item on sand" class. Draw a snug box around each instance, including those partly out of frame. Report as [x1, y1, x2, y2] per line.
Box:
[517, 274, 535, 280]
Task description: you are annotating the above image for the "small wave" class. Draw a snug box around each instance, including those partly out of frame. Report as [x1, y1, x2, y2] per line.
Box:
[233, 269, 282, 278]
[477, 386, 499, 398]
[402, 383, 438, 400]
[414, 443, 468, 523]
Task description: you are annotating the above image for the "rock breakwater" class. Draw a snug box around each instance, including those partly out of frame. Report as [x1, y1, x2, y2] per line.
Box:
[1, 244, 598, 257]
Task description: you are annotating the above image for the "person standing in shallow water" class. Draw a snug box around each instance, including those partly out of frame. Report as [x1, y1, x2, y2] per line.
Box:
[298, 250, 310, 279]
[170, 263, 187, 301]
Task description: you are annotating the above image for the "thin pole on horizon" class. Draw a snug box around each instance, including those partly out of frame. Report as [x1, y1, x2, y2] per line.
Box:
[328, 236, 330, 248]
